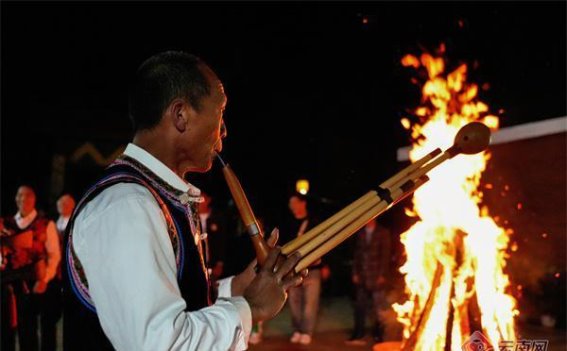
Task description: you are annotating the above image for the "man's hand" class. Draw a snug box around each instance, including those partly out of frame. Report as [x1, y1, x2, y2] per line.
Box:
[243, 247, 304, 323]
[231, 228, 280, 296]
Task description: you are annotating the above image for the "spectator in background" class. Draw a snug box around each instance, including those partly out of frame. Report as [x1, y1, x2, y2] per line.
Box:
[345, 218, 391, 346]
[1, 185, 59, 351]
[282, 192, 322, 346]
[37, 194, 77, 351]
[56, 194, 75, 237]
[198, 191, 227, 281]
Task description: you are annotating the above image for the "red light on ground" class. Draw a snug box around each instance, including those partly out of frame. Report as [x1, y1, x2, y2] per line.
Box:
[555, 273, 561, 278]
[542, 233, 548, 238]
[362, 17, 368, 24]
[517, 203, 523, 210]
[485, 183, 493, 189]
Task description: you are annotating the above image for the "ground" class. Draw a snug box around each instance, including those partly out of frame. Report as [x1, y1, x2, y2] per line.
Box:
[248, 297, 566, 351]
[42, 296, 566, 350]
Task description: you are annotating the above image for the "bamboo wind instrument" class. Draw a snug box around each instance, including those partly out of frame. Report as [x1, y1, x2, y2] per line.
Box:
[218, 122, 491, 273]
[283, 121, 491, 273]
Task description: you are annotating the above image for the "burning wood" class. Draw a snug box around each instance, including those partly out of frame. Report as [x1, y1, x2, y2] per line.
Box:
[392, 48, 518, 350]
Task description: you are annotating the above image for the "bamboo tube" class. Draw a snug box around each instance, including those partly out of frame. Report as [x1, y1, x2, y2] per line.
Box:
[294, 175, 429, 273]
[281, 191, 377, 255]
[388, 151, 451, 193]
[294, 193, 383, 258]
[283, 149, 441, 256]
[294, 198, 390, 272]
[380, 148, 441, 189]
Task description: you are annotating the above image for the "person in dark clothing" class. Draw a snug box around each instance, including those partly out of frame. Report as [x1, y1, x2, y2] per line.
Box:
[346, 217, 392, 346]
[1, 185, 51, 351]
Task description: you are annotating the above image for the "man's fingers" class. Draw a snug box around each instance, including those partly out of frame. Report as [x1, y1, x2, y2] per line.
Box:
[281, 274, 304, 290]
[246, 259, 258, 271]
[267, 228, 279, 248]
[274, 252, 302, 280]
[261, 246, 281, 273]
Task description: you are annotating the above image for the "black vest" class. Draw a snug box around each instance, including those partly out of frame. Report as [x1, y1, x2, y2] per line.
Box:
[63, 156, 210, 350]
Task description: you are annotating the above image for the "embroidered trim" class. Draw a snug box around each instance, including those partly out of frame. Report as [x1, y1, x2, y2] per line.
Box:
[67, 172, 182, 313]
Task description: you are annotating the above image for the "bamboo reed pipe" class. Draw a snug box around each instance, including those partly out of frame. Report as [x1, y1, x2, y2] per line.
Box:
[294, 176, 429, 272]
[380, 148, 441, 189]
[282, 148, 441, 256]
[293, 194, 383, 258]
[281, 191, 377, 255]
[286, 153, 441, 260]
[294, 197, 392, 272]
[387, 151, 451, 192]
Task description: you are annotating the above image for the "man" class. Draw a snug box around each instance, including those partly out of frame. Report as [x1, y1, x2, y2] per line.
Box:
[56, 194, 75, 236]
[37, 194, 76, 351]
[64, 51, 304, 351]
[1, 185, 59, 351]
[283, 192, 322, 345]
[345, 218, 392, 346]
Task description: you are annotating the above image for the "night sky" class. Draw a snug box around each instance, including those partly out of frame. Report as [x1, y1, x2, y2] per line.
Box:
[1, 2, 566, 225]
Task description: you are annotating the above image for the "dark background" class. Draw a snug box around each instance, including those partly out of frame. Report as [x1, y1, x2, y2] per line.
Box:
[1, 2, 565, 230]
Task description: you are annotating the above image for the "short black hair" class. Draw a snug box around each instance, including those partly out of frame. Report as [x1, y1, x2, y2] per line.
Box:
[128, 51, 211, 132]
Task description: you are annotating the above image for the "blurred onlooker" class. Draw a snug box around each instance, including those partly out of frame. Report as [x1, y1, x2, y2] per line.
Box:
[56, 194, 76, 237]
[198, 191, 228, 281]
[282, 192, 322, 345]
[345, 218, 391, 346]
[1, 185, 59, 351]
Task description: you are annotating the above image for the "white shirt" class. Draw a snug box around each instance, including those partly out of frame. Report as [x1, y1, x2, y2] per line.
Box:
[15, 209, 60, 283]
[56, 215, 70, 235]
[72, 143, 251, 351]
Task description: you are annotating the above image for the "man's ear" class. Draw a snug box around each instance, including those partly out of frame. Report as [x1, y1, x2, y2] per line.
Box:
[168, 99, 195, 133]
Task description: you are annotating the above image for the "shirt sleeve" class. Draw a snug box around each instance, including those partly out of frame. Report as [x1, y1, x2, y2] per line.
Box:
[43, 220, 61, 283]
[73, 184, 251, 351]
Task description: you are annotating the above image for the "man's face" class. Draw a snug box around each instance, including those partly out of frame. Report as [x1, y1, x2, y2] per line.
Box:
[57, 195, 76, 217]
[15, 186, 36, 215]
[180, 66, 227, 173]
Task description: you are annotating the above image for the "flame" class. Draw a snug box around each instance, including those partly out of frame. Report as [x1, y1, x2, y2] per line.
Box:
[393, 49, 517, 350]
